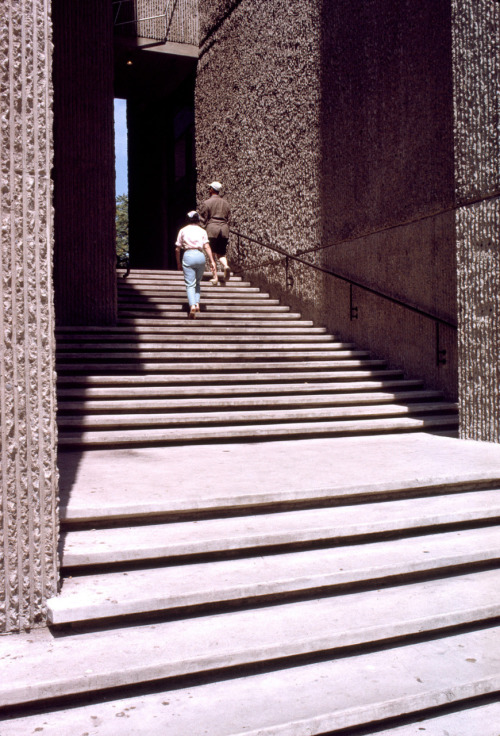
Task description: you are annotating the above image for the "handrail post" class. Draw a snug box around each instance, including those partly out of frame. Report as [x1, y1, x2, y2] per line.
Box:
[436, 322, 447, 366]
[350, 283, 358, 320]
[285, 255, 294, 290]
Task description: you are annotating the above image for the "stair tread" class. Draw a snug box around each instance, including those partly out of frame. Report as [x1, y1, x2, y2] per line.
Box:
[56, 325, 328, 334]
[57, 338, 338, 347]
[56, 369, 406, 385]
[55, 379, 425, 399]
[2, 666, 499, 736]
[119, 306, 296, 314]
[56, 359, 388, 373]
[47, 526, 500, 623]
[56, 349, 371, 360]
[57, 390, 443, 413]
[56, 340, 351, 350]
[118, 318, 315, 326]
[60, 489, 500, 566]
[2, 571, 499, 708]
[57, 415, 459, 446]
[56, 336, 341, 345]
[57, 402, 457, 428]
[117, 296, 282, 305]
[2, 628, 499, 734]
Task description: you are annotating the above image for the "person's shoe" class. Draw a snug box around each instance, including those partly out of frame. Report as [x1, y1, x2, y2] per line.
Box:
[224, 266, 230, 282]
[210, 277, 219, 286]
[188, 305, 197, 319]
[194, 304, 200, 312]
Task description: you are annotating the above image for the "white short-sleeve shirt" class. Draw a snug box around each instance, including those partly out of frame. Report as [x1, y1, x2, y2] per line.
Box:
[175, 224, 209, 250]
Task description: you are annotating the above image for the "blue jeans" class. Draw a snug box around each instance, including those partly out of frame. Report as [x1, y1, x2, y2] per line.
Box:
[182, 249, 206, 307]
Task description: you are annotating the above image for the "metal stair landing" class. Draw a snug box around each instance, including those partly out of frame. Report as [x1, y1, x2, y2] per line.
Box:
[55, 269, 458, 447]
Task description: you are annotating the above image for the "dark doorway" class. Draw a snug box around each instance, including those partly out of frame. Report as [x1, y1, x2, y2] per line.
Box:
[114, 36, 198, 270]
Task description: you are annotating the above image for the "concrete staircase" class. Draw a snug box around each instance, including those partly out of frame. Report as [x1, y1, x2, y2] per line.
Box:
[1, 270, 499, 734]
[55, 269, 459, 446]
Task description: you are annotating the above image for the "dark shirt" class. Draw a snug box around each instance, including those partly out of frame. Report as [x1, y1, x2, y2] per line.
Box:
[199, 194, 231, 239]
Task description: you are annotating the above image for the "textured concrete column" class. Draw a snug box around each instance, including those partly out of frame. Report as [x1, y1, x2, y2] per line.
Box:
[453, 0, 500, 442]
[0, 1, 59, 632]
[52, 0, 117, 325]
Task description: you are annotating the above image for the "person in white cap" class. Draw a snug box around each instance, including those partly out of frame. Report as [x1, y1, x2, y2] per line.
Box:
[175, 210, 217, 318]
[199, 181, 231, 285]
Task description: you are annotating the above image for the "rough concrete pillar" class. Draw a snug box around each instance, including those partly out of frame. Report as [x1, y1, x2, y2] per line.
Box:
[453, 0, 500, 442]
[0, 0, 59, 633]
[52, 0, 117, 325]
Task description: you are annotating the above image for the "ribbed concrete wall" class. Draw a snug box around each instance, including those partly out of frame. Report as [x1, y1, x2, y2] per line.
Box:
[453, 0, 500, 442]
[52, 0, 117, 325]
[195, 0, 458, 399]
[0, 1, 59, 632]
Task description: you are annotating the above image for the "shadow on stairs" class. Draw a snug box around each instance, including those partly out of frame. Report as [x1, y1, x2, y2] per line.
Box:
[54, 269, 459, 448]
[2, 271, 499, 735]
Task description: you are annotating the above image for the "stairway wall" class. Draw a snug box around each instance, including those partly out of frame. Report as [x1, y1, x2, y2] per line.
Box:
[453, 0, 500, 443]
[195, 0, 458, 400]
[0, 1, 59, 633]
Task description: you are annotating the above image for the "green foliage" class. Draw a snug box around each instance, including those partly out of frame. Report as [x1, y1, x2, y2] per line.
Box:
[115, 194, 129, 257]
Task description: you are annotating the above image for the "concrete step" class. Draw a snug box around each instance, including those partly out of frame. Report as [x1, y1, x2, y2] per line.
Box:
[55, 349, 371, 361]
[57, 390, 443, 414]
[119, 305, 294, 315]
[47, 525, 500, 624]
[57, 402, 457, 429]
[116, 271, 246, 282]
[116, 270, 242, 279]
[365, 702, 500, 736]
[56, 334, 338, 344]
[56, 324, 329, 334]
[56, 379, 425, 399]
[56, 369, 407, 386]
[3, 628, 498, 735]
[119, 303, 291, 314]
[1, 571, 498, 709]
[118, 284, 262, 294]
[117, 295, 283, 306]
[57, 414, 459, 446]
[55, 358, 389, 373]
[56, 340, 351, 351]
[118, 317, 316, 326]
[59, 489, 500, 567]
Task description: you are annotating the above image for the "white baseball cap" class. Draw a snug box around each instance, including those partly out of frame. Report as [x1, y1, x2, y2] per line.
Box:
[209, 181, 222, 192]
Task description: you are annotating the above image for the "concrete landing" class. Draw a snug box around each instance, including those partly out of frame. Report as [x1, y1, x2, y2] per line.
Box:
[58, 432, 500, 521]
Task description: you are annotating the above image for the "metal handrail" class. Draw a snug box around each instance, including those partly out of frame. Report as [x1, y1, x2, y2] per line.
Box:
[231, 229, 457, 367]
